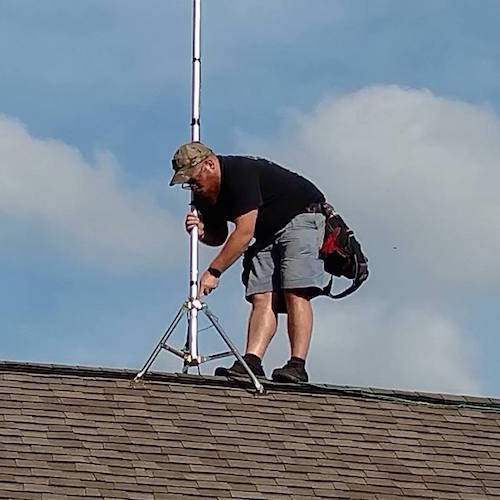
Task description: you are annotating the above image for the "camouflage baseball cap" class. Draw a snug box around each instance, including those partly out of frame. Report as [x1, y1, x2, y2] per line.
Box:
[169, 141, 214, 186]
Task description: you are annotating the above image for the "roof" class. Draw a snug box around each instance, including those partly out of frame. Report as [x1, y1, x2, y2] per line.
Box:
[1, 360, 500, 499]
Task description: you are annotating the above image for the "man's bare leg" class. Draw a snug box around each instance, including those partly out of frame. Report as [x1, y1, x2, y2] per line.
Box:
[245, 291, 279, 359]
[283, 289, 313, 360]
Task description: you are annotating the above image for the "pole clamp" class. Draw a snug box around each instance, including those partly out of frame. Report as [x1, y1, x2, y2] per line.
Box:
[187, 299, 203, 311]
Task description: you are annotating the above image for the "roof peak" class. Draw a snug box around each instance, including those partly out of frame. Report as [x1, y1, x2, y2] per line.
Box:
[1, 359, 499, 411]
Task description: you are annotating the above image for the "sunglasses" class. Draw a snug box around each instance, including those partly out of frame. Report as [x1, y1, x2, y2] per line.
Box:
[178, 161, 207, 190]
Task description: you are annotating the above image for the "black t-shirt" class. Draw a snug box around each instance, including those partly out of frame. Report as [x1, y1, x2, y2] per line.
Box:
[195, 155, 325, 241]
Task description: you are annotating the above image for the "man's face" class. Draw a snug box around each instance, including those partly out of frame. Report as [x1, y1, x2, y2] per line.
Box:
[180, 155, 220, 204]
[185, 160, 210, 195]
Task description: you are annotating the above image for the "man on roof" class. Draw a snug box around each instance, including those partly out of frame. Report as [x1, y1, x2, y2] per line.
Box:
[170, 141, 330, 383]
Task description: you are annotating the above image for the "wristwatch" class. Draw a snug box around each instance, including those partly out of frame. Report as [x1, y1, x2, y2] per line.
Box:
[207, 267, 222, 278]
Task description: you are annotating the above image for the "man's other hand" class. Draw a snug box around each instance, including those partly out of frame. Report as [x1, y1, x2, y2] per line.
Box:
[185, 211, 204, 239]
[198, 269, 220, 298]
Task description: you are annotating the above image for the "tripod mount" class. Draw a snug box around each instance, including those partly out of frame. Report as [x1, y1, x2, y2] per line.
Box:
[134, 296, 264, 394]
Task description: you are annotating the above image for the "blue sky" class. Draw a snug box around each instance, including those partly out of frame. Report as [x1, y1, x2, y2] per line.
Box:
[1, 0, 499, 396]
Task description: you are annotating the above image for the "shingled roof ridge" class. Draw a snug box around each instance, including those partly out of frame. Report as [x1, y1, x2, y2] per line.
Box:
[1, 359, 499, 411]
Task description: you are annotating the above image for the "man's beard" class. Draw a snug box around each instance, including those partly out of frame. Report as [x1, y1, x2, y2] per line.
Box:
[195, 183, 218, 205]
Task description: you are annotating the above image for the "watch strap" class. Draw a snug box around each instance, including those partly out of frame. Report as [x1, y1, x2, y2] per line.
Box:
[207, 266, 222, 278]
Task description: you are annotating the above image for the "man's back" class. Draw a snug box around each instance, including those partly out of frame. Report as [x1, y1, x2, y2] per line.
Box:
[198, 155, 324, 241]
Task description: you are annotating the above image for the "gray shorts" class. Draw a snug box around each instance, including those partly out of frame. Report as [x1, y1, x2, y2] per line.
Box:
[242, 212, 329, 305]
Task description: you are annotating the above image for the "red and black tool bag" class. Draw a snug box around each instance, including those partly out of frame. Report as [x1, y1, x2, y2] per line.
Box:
[317, 202, 369, 299]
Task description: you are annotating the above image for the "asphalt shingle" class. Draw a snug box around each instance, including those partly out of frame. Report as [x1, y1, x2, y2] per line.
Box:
[1, 361, 500, 499]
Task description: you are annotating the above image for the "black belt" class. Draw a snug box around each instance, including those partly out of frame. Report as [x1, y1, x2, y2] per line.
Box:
[302, 201, 325, 214]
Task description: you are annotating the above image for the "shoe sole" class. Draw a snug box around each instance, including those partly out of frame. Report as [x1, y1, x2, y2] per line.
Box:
[272, 373, 308, 384]
[216, 367, 267, 380]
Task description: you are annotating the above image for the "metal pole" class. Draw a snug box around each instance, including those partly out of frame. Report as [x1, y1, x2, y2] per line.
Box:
[188, 0, 202, 363]
[134, 1, 264, 393]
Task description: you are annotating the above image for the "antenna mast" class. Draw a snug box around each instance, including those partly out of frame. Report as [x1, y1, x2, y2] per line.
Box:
[187, 0, 202, 362]
[134, 0, 264, 394]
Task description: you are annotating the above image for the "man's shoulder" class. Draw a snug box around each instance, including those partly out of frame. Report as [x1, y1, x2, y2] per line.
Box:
[221, 155, 277, 168]
[221, 156, 288, 185]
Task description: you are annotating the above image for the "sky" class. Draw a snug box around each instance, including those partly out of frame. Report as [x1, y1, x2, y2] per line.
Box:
[1, 0, 499, 396]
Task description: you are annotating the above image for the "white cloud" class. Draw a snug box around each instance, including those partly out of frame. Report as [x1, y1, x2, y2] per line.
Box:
[260, 299, 481, 395]
[237, 85, 496, 394]
[310, 300, 481, 395]
[240, 85, 500, 291]
[0, 114, 180, 270]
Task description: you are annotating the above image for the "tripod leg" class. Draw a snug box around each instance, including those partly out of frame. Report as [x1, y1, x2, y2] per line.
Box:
[202, 305, 265, 394]
[134, 303, 187, 382]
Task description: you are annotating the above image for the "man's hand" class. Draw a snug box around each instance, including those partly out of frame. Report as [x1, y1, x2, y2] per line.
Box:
[198, 269, 220, 298]
[185, 211, 204, 240]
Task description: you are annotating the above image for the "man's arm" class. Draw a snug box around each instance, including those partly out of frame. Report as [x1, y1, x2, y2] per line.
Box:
[202, 219, 229, 247]
[185, 211, 228, 247]
[210, 209, 257, 272]
[197, 209, 258, 297]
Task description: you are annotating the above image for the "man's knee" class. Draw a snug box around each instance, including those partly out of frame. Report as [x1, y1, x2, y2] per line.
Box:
[250, 291, 279, 311]
[284, 288, 313, 302]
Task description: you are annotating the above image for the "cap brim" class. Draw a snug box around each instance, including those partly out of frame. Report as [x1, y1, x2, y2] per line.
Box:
[169, 169, 190, 186]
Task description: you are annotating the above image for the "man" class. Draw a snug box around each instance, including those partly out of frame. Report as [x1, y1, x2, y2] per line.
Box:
[170, 141, 329, 383]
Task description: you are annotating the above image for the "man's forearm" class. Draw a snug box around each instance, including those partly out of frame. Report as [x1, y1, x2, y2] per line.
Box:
[210, 229, 252, 273]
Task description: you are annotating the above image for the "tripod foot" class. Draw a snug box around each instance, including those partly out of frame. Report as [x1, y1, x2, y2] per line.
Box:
[130, 377, 145, 388]
[254, 381, 265, 395]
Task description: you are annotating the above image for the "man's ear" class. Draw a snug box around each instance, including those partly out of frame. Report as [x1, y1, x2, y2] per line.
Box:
[205, 155, 217, 172]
